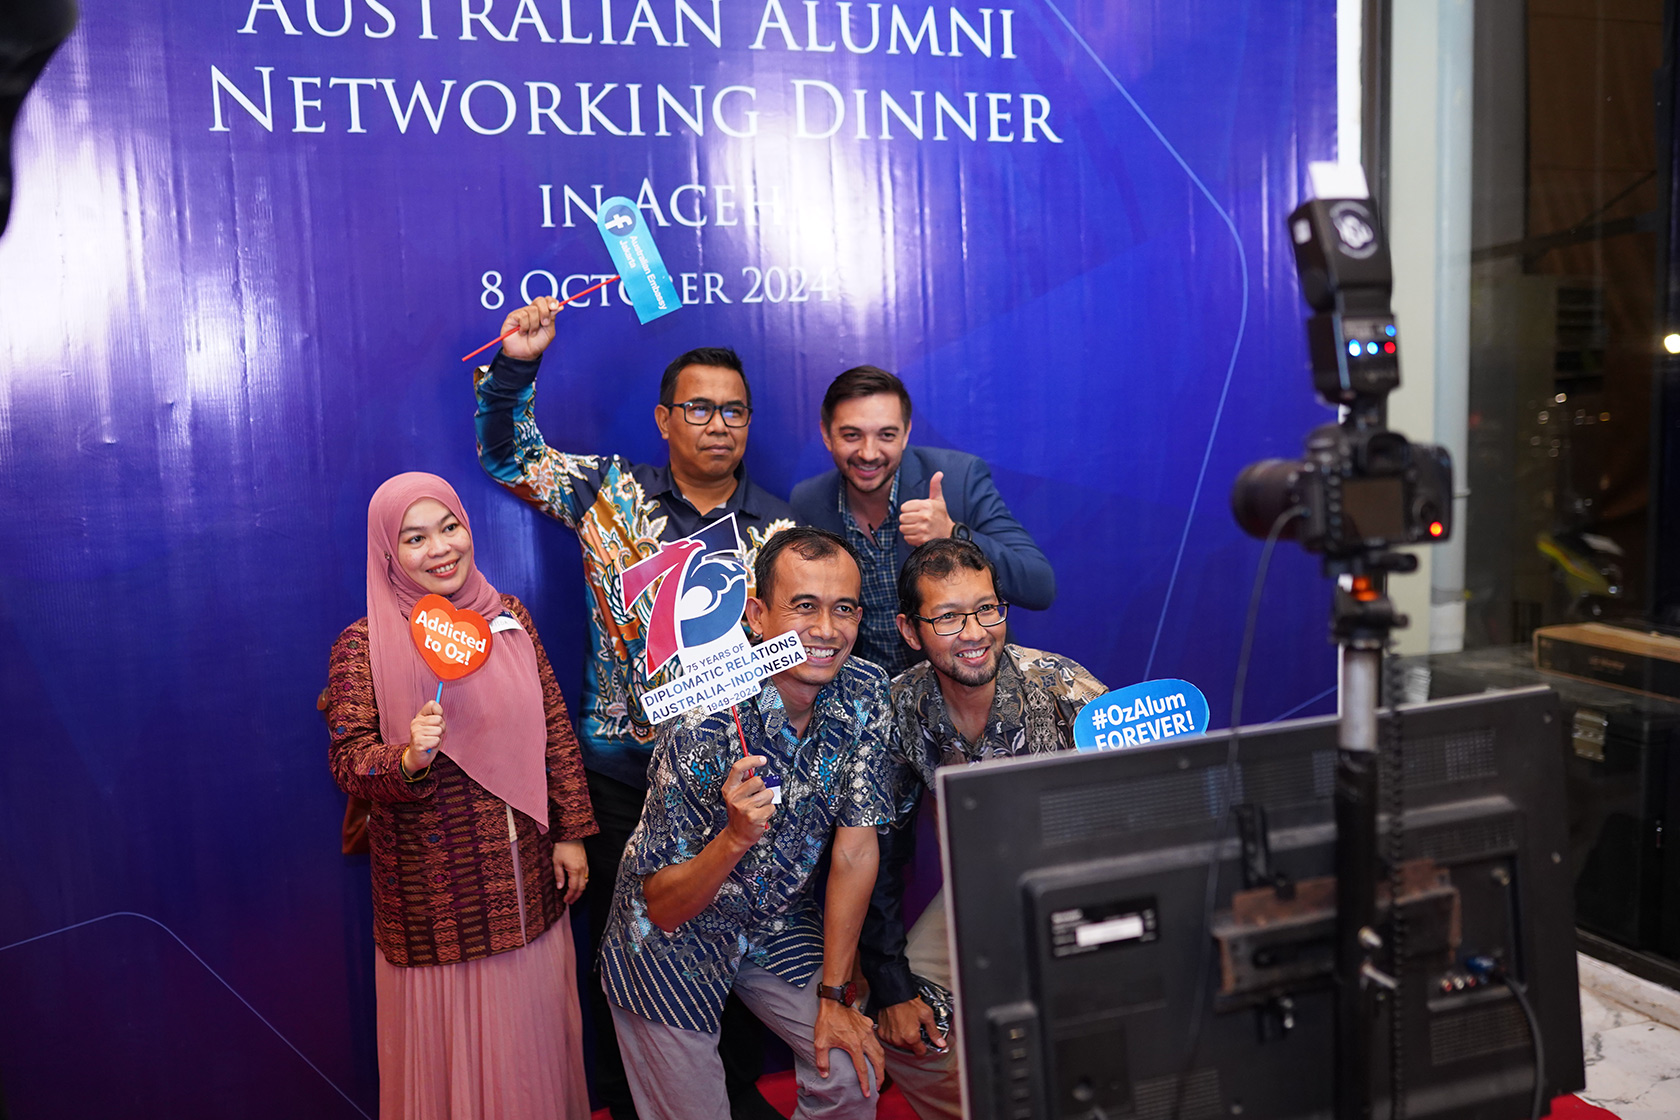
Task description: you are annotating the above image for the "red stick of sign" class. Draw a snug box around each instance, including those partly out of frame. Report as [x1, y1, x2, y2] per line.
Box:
[458, 274, 623, 363]
[729, 704, 751, 760]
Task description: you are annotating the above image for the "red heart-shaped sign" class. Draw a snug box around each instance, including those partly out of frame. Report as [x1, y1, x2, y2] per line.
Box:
[410, 594, 495, 681]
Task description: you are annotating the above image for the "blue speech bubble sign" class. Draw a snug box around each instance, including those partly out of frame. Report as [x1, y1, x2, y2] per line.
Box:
[595, 195, 681, 324]
[1075, 679, 1211, 752]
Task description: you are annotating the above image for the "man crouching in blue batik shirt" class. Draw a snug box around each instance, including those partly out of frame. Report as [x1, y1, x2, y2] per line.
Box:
[600, 527, 891, 1120]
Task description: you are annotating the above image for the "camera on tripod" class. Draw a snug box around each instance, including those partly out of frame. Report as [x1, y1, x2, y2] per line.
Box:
[1231, 191, 1453, 560]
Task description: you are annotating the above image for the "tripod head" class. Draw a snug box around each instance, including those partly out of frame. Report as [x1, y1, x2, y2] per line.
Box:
[1231, 170, 1452, 584]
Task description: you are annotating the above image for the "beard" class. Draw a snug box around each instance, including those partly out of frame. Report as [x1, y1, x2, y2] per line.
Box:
[939, 644, 1002, 687]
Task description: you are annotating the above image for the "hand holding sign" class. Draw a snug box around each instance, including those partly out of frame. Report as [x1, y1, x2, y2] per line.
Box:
[722, 753, 777, 848]
[404, 594, 495, 775]
[406, 701, 445, 777]
[900, 471, 955, 547]
[499, 297, 561, 361]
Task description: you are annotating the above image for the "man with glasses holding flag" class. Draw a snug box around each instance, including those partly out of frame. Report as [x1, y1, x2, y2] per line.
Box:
[859, 538, 1105, 1119]
[474, 296, 794, 1120]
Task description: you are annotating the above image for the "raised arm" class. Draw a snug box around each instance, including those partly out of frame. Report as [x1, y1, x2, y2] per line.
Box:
[473, 298, 609, 529]
[961, 457, 1057, 610]
[898, 457, 1057, 610]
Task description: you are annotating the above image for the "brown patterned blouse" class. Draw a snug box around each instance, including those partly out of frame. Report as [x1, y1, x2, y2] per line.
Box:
[326, 594, 597, 967]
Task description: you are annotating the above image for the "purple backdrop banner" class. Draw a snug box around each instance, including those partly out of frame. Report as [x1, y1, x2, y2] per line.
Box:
[0, 1, 1338, 1114]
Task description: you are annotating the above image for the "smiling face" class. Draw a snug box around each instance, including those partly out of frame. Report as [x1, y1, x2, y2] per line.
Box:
[821, 392, 910, 497]
[654, 364, 751, 484]
[746, 550, 862, 690]
[396, 497, 475, 597]
[896, 565, 1006, 688]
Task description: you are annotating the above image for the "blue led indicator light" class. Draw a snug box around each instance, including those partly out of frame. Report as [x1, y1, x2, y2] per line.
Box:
[1385, 324, 1397, 338]
[1347, 341, 1361, 357]
[1366, 342, 1380, 355]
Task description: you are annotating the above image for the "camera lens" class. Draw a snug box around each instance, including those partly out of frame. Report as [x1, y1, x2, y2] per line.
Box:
[1232, 460, 1306, 540]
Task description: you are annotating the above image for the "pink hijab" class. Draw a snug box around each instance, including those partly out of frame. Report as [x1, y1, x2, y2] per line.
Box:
[366, 472, 549, 831]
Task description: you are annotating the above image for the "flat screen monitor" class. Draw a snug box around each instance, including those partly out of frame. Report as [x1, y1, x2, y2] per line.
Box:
[939, 685, 1585, 1120]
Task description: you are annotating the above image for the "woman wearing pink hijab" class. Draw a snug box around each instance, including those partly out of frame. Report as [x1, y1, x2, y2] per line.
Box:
[327, 472, 596, 1119]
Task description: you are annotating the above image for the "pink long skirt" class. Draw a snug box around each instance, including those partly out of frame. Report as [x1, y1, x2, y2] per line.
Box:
[375, 918, 591, 1120]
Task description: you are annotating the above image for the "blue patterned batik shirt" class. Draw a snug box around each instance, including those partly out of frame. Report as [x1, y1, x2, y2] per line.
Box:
[837, 473, 915, 676]
[599, 658, 896, 1032]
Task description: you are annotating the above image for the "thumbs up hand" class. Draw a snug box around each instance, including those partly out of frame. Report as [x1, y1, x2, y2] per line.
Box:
[899, 470, 955, 547]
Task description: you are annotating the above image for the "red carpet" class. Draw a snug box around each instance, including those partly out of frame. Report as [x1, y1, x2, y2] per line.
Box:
[595, 1079, 1609, 1119]
[1550, 1097, 1621, 1120]
[588, 1070, 916, 1119]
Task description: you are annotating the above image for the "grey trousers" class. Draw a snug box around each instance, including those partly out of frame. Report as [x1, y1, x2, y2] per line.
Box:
[610, 964, 880, 1120]
[878, 889, 962, 1120]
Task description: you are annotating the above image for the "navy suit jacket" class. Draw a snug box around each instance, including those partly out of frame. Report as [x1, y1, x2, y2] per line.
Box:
[789, 445, 1056, 610]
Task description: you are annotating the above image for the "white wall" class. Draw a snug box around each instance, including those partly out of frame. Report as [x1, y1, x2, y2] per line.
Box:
[1385, 0, 1474, 654]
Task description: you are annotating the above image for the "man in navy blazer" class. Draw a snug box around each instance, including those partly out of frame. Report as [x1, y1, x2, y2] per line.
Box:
[790, 366, 1056, 674]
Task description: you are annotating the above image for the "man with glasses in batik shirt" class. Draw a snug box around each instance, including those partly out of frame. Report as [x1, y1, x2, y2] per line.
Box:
[475, 296, 794, 1120]
[859, 539, 1105, 1120]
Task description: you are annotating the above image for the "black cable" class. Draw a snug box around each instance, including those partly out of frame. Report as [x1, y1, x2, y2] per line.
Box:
[1492, 870, 1546, 1120]
[1169, 504, 1305, 1120]
[1499, 972, 1547, 1120]
[1231, 507, 1307, 735]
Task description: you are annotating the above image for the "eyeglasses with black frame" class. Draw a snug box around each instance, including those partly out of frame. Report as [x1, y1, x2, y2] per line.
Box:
[911, 601, 1008, 637]
[667, 399, 753, 428]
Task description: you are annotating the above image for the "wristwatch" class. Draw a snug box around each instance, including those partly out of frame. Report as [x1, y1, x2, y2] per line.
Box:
[817, 981, 858, 1006]
[950, 522, 972, 541]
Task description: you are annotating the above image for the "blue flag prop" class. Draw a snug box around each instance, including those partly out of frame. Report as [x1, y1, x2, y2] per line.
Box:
[1075, 679, 1211, 751]
[596, 196, 681, 324]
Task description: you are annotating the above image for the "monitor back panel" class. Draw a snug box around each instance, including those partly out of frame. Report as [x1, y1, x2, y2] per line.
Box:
[940, 686, 1585, 1120]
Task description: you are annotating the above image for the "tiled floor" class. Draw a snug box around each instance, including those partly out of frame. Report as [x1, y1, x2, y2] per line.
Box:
[1578, 954, 1680, 1120]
